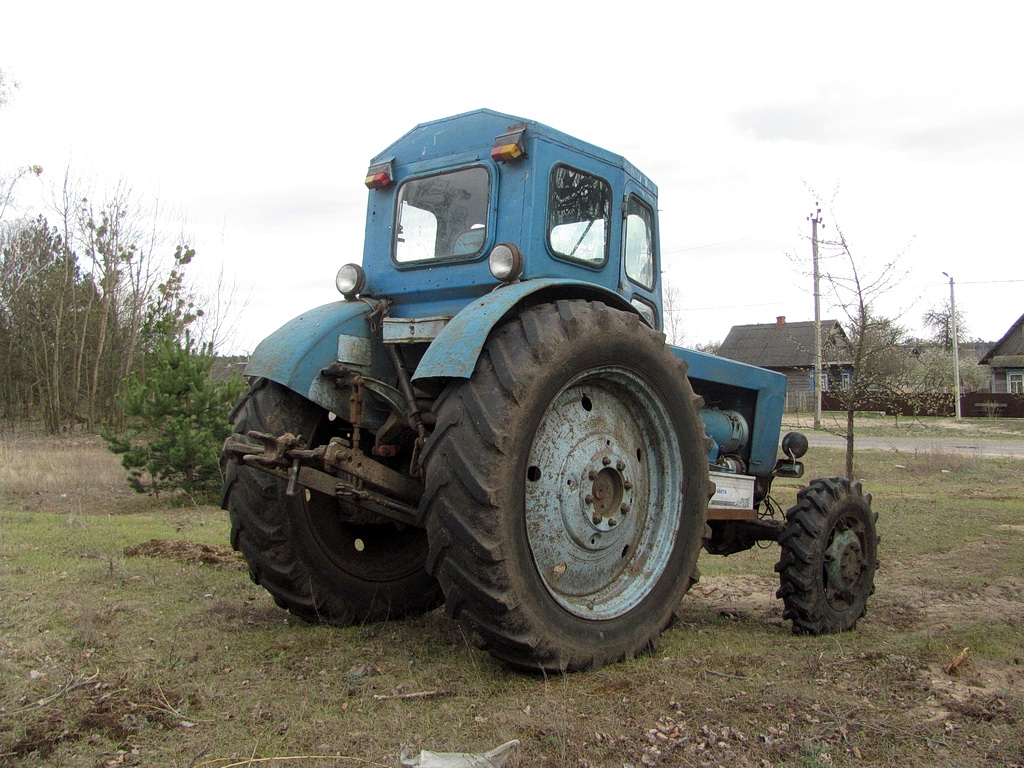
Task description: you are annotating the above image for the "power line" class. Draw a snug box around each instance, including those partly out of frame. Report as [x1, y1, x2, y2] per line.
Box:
[956, 278, 1024, 285]
[674, 300, 791, 312]
[662, 236, 762, 255]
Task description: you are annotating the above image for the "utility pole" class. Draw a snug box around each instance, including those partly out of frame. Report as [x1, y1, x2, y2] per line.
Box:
[810, 205, 823, 429]
[942, 272, 962, 421]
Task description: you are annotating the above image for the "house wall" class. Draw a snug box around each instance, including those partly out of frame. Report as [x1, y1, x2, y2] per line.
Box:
[777, 366, 853, 411]
[991, 368, 1024, 394]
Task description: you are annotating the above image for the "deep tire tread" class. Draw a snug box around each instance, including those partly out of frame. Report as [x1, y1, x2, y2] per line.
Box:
[421, 300, 712, 671]
[774, 476, 879, 635]
[223, 379, 443, 626]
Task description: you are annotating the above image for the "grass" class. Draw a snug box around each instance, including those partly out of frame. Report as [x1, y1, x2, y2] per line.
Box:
[1, 434, 1023, 767]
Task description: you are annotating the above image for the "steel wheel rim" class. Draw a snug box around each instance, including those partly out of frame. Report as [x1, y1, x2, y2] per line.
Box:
[823, 514, 868, 607]
[524, 367, 684, 619]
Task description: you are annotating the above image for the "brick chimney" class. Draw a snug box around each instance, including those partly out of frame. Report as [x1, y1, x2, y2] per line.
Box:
[776, 316, 786, 329]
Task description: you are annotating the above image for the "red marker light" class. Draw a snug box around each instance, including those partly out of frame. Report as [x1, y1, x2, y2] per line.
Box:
[364, 160, 394, 189]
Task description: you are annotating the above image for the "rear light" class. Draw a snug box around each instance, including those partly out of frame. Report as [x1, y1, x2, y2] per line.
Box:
[335, 263, 367, 298]
[488, 243, 524, 282]
[490, 126, 527, 163]
[364, 160, 394, 189]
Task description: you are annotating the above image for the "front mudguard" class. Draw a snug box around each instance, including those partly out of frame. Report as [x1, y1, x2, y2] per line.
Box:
[244, 299, 378, 417]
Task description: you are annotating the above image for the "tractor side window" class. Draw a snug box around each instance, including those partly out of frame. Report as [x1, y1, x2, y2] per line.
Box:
[394, 166, 490, 263]
[548, 165, 610, 266]
[624, 196, 655, 290]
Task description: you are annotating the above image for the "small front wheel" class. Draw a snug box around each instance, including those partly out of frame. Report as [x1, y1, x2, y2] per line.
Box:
[775, 477, 878, 634]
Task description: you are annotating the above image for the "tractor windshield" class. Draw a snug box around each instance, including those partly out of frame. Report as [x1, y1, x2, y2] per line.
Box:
[394, 166, 490, 263]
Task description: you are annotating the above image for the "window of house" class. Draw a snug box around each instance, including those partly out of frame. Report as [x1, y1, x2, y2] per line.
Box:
[548, 165, 610, 266]
[1010, 372, 1024, 394]
[394, 166, 490, 263]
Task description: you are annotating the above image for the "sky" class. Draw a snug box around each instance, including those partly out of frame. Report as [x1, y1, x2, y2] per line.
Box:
[2, 1, 1022, 354]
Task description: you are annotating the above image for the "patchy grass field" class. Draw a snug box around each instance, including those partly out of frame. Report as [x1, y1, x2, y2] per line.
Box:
[1, 434, 1023, 767]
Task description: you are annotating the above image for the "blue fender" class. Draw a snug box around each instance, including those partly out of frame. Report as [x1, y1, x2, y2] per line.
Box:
[411, 278, 633, 382]
[245, 300, 376, 411]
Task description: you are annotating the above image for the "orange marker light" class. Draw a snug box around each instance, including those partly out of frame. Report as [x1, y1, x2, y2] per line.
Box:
[490, 126, 527, 163]
[490, 143, 523, 162]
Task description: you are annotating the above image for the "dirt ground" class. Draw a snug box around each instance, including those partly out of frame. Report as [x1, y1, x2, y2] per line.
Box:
[3, 434, 1023, 767]
[693, 538, 1024, 725]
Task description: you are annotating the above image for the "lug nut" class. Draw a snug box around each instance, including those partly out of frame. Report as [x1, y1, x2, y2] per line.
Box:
[592, 515, 602, 525]
[588, 470, 597, 480]
[616, 460, 626, 471]
[602, 456, 611, 466]
[620, 503, 630, 514]
[607, 518, 617, 527]
[585, 494, 594, 505]
[623, 481, 633, 491]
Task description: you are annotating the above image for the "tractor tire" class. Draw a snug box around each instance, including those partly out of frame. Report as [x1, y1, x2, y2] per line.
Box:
[420, 300, 713, 671]
[222, 378, 442, 625]
[775, 477, 878, 634]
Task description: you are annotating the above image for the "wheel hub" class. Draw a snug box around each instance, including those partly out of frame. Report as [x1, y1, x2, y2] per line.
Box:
[587, 463, 627, 526]
[825, 526, 864, 598]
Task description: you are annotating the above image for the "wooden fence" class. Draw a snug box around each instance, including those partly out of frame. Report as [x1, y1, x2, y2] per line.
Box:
[815, 392, 1024, 418]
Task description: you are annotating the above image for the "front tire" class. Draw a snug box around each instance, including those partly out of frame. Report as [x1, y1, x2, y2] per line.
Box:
[222, 379, 442, 625]
[775, 477, 878, 634]
[420, 301, 713, 671]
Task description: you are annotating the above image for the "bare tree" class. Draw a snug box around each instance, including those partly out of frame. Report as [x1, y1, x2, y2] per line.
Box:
[814, 215, 911, 477]
[922, 299, 971, 350]
[661, 280, 685, 345]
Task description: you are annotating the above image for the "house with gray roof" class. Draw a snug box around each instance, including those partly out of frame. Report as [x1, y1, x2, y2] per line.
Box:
[979, 312, 1024, 394]
[717, 316, 854, 404]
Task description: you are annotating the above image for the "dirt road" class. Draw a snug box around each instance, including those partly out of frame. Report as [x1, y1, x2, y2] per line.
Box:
[801, 433, 1024, 458]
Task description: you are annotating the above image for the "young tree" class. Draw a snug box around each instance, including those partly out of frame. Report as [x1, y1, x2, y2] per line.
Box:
[104, 243, 245, 502]
[814, 215, 910, 477]
[104, 331, 245, 502]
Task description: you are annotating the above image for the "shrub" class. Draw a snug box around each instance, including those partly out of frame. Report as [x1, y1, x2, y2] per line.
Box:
[104, 334, 245, 502]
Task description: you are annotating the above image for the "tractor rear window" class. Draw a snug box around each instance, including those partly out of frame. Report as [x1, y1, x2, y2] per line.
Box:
[394, 166, 490, 263]
[624, 195, 655, 290]
[548, 165, 610, 266]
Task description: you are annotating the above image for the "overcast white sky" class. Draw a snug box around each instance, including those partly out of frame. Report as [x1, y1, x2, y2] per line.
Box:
[2, 1, 1022, 353]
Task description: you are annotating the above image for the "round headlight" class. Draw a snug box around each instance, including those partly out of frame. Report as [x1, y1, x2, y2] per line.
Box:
[781, 431, 809, 459]
[335, 263, 366, 299]
[488, 242, 524, 282]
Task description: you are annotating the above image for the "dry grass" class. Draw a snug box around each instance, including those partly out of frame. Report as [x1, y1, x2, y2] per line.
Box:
[1, 433, 1023, 767]
[0, 433, 189, 516]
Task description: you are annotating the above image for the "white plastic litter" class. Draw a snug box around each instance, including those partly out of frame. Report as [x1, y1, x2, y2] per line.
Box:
[400, 739, 520, 768]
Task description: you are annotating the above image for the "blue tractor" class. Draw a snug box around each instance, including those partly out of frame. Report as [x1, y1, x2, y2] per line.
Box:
[222, 109, 878, 672]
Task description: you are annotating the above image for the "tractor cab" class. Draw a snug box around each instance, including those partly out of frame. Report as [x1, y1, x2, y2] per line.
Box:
[349, 109, 662, 326]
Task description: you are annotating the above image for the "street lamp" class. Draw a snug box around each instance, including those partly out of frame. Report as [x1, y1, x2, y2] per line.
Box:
[942, 272, 962, 421]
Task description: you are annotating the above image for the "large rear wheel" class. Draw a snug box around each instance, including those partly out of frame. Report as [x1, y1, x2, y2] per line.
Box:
[222, 379, 442, 624]
[420, 301, 713, 671]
